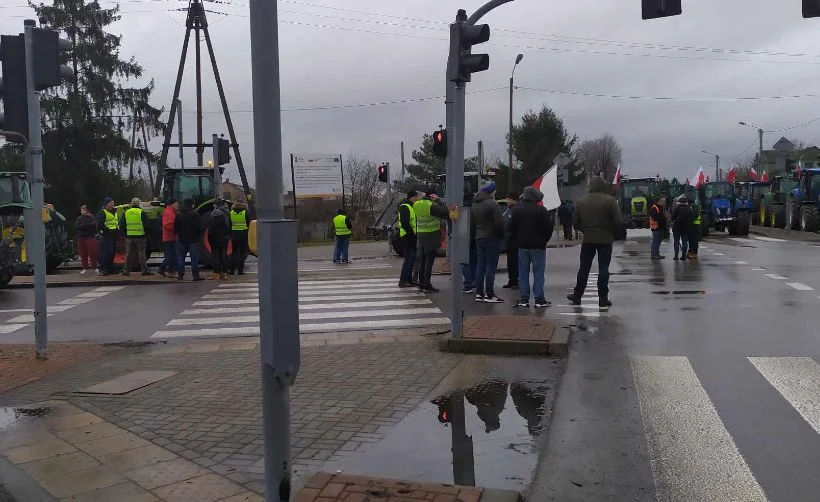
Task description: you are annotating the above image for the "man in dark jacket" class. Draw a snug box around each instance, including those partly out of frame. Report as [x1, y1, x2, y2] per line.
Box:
[671, 195, 692, 261]
[510, 186, 554, 308]
[174, 198, 204, 281]
[471, 180, 504, 303]
[397, 190, 421, 287]
[96, 197, 119, 276]
[649, 197, 667, 259]
[567, 176, 624, 308]
[208, 200, 232, 280]
[557, 201, 573, 240]
[502, 191, 520, 290]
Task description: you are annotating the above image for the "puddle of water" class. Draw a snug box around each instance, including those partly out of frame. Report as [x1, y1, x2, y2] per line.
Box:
[324, 379, 546, 491]
[0, 406, 54, 430]
[652, 290, 706, 295]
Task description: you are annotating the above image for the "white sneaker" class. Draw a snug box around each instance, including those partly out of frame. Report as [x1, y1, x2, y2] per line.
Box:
[80, 269, 87, 275]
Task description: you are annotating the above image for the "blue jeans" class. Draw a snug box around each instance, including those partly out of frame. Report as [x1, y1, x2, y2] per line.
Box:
[462, 242, 478, 289]
[475, 238, 501, 297]
[400, 237, 417, 284]
[333, 235, 350, 262]
[160, 241, 178, 273]
[651, 230, 663, 256]
[177, 242, 200, 278]
[518, 248, 546, 302]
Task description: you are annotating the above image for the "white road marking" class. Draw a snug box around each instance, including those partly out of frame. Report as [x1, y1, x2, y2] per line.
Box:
[216, 278, 398, 289]
[713, 252, 725, 256]
[168, 307, 443, 326]
[181, 299, 434, 316]
[735, 261, 749, 265]
[786, 283, 815, 291]
[93, 286, 125, 292]
[75, 292, 111, 298]
[751, 235, 786, 242]
[749, 357, 820, 434]
[765, 274, 789, 280]
[630, 356, 766, 502]
[152, 317, 450, 338]
[0, 324, 28, 333]
[193, 290, 422, 306]
[5, 314, 55, 323]
[0, 308, 33, 314]
[556, 311, 604, 318]
[58, 298, 94, 305]
[751, 268, 767, 271]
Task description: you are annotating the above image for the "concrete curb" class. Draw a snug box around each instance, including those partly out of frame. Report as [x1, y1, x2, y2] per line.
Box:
[481, 488, 523, 502]
[438, 327, 572, 357]
[750, 225, 820, 242]
[0, 456, 56, 502]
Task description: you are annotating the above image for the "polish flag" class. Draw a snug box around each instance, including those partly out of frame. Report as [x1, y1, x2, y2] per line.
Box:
[727, 165, 737, 184]
[693, 166, 706, 188]
[796, 160, 802, 179]
[531, 164, 561, 210]
[612, 164, 622, 186]
[749, 167, 759, 181]
[760, 171, 769, 183]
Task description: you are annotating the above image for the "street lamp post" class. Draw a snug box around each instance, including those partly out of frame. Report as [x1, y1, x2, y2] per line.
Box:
[508, 53, 523, 190]
[702, 150, 720, 181]
[738, 121, 765, 174]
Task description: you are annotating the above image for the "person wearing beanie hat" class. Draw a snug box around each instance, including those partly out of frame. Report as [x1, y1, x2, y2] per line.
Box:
[509, 186, 554, 308]
[470, 179, 504, 303]
[397, 190, 422, 287]
[412, 188, 450, 293]
[119, 197, 152, 276]
[95, 197, 119, 275]
[502, 190, 521, 290]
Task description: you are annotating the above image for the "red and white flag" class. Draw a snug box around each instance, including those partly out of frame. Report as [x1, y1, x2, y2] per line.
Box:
[749, 167, 759, 181]
[727, 165, 737, 184]
[796, 160, 802, 179]
[693, 166, 706, 188]
[531, 165, 561, 210]
[612, 163, 622, 186]
[760, 170, 769, 183]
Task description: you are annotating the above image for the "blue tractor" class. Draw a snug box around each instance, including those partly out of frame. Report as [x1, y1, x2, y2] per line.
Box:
[785, 168, 820, 233]
[697, 181, 751, 237]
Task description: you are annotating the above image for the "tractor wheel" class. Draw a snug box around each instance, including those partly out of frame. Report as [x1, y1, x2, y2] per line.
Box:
[727, 221, 738, 235]
[701, 215, 711, 238]
[772, 205, 787, 229]
[759, 206, 768, 227]
[800, 205, 820, 233]
[786, 197, 799, 230]
[198, 211, 234, 269]
[737, 212, 751, 236]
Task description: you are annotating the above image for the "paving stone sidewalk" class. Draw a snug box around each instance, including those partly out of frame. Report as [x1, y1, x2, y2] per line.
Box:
[0, 336, 462, 498]
[0, 344, 111, 394]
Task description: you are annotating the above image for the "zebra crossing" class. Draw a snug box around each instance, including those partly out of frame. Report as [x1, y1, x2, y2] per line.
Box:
[631, 355, 820, 501]
[0, 286, 125, 335]
[554, 271, 610, 318]
[150, 277, 451, 339]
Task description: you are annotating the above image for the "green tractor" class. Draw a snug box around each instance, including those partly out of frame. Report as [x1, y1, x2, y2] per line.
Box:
[0, 172, 73, 287]
[759, 176, 797, 229]
[617, 177, 657, 228]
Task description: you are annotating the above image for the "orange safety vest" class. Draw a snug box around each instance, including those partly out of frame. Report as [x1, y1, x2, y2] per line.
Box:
[649, 204, 662, 230]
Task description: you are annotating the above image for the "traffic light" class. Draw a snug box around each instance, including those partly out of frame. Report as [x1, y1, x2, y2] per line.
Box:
[216, 137, 231, 165]
[432, 396, 452, 424]
[377, 164, 388, 183]
[804, 0, 820, 17]
[30, 28, 73, 91]
[447, 17, 491, 83]
[432, 129, 447, 158]
[641, 0, 682, 20]
[0, 34, 29, 141]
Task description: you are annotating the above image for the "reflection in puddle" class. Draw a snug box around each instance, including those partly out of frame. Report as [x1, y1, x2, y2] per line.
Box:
[0, 406, 54, 430]
[326, 379, 548, 491]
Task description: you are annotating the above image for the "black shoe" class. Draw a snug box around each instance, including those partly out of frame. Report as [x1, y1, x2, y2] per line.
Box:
[599, 298, 613, 308]
[483, 295, 504, 304]
[399, 282, 414, 288]
[673, 256, 679, 261]
[462, 287, 476, 295]
[566, 294, 582, 306]
[534, 299, 551, 308]
[475, 293, 486, 302]
[177, 274, 184, 281]
[141, 270, 153, 276]
[421, 285, 439, 293]
[238, 271, 246, 275]
[502, 283, 518, 289]
[515, 299, 530, 308]
[680, 255, 687, 261]
[192, 276, 204, 282]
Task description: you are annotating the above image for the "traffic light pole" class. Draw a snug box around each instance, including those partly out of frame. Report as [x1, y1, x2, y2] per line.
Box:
[446, 0, 514, 340]
[23, 20, 48, 359]
[248, 1, 300, 501]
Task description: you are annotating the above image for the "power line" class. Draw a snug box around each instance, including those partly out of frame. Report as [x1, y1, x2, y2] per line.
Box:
[730, 138, 759, 160]
[516, 86, 820, 101]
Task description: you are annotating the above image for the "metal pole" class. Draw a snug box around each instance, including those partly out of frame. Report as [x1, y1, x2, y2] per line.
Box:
[400, 141, 406, 179]
[248, 1, 300, 500]
[195, 9, 204, 167]
[212, 134, 223, 199]
[508, 75, 514, 189]
[23, 20, 48, 359]
[758, 128, 764, 173]
[445, 19, 463, 339]
[177, 99, 184, 171]
[155, 26, 191, 197]
[477, 141, 484, 178]
[715, 155, 720, 182]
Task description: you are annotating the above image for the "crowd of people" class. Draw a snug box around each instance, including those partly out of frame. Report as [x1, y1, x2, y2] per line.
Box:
[648, 193, 701, 260]
[74, 197, 251, 280]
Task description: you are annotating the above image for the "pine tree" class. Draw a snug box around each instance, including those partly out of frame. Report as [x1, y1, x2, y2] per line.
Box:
[28, 0, 164, 213]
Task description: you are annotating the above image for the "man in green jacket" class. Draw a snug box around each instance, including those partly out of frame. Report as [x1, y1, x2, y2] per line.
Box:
[566, 176, 624, 308]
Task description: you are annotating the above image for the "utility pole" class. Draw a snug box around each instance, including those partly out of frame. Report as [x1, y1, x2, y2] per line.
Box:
[508, 53, 523, 190]
[400, 141, 406, 179]
[715, 154, 720, 181]
[758, 128, 764, 174]
[477, 140, 484, 178]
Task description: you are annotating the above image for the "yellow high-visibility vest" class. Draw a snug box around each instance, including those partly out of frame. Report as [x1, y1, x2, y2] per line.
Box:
[230, 210, 248, 231]
[103, 209, 118, 230]
[413, 199, 440, 234]
[397, 203, 416, 237]
[124, 207, 145, 237]
[333, 214, 351, 236]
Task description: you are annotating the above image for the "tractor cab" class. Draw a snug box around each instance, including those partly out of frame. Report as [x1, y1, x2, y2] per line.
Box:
[734, 181, 770, 213]
[617, 177, 656, 228]
[162, 167, 221, 209]
[0, 172, 32, 210]
[795, 169, 820, 204]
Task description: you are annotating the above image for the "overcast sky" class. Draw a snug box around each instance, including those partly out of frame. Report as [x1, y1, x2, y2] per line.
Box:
[4, 0, 820, 187]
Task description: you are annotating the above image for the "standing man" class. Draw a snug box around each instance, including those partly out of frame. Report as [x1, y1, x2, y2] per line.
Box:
[208, 200, 232, 280]
[502, 191, 520, 290]
[649, 196, 667, 260]
[567, 176, 623, 308]
[119, 198, 152, 276]
[332, 208, 352, 264]
[397, 190, 420, 288]
[413, 189, 449, 293]
[96, 197, 118, 276]
[471, 180, 504, 304]
[175, 198, 204, 281]
[229, 202, 251, 274]
[671, 194, 691, 261]
[558, 201, 573, 240]
[510, 186, 554, 308]
[158, 199, 179, 278]
[687, 194, 701, 259]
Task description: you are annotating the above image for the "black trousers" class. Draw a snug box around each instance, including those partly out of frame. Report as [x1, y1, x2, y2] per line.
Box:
[573, 243, 613, 300]
[230, 231, 249, 273]
[418, 248, 437, 288]
[506, 246, 519, 285]
[211, 245, 228, 274]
